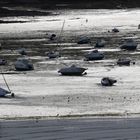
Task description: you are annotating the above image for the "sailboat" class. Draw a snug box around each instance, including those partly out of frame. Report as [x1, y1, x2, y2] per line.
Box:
[14, 57, 34, 71]
[0, 88, 14, 97]
[47, 20, 65, 59]
[0, 69, 15, 97]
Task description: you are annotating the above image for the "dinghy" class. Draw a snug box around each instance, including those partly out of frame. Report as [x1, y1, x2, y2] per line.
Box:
[15, 57, 34, 71]
[101, 77, 117, 86]
[0, 88, 14, 97]
[95, 39, 105, 48]
[117, 58, 131, 66]
[58, 65, 87, 76]
[85, 50, 104, 61]
[0, 59, 7, 65]
[120, 39, 137, 50]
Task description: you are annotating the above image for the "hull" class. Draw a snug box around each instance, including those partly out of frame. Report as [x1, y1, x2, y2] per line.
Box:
[95, 40, 105, 48]
[0, 88, 10, 97]
[86, 56, 104, 61]
[0, 59, 7, 65]
[77, 38, 90, 44]
[60, 72, 86, 76]
[20, 51, 27, 55]
[48, 55, 60, 59]
[112, 28, 119, 32]
[85, 50, 104, 61]
[77, 40, 90, 44]
[47, 52, 60, 59]
[18, 48, 27, 55]
[117, 60, 130, 66]
[15, 57, 34, 71]
[58, 66, 87, 76]
[101, 78, 117, 86]
[15, 67, 34, 71]
[95, 44, 104, 48]
[120, 45, 137, 50]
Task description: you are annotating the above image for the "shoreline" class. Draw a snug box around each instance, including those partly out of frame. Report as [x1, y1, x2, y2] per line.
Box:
[1, 113, 140, 121]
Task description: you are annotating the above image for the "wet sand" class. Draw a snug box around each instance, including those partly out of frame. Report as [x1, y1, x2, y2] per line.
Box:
[1, 118, 140, 140]
[0, 9, 140, 119]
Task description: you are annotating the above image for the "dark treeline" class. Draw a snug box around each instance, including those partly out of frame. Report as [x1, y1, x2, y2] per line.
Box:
[0, 0, 140, 17]
[0, 0, 140, 9]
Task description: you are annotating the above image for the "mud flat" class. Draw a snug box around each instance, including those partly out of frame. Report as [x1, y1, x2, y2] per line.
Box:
[0, 9, 140, 119]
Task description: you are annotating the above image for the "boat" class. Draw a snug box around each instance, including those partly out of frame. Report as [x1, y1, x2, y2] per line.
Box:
[15, 57, 34, 71]
[95, 39, 105, 48]
[112, 28, 119, 33]
[0, 59, 7, 65]
[49, 34, 56, 40]
[58, 65, 87, 76]
[101, 77, 117, 86]
[120, 39, 137, 50]
[47, 21, 65, 59]
[77, 37, 90, 44]
[85, 50, 104, 61]
[0, 87, 14, 97]
[18, 48, 27, 55]
[46, 51, 61, 59]
[117, 58, 131, 66]
[0, 66, 15, 98]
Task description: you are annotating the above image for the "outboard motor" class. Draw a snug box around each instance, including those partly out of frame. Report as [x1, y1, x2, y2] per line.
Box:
[101, 77, 117, 86]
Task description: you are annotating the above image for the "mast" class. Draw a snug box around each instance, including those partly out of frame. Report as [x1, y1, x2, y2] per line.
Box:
[56, 20, 65, 49]
[0, 68, 11, 93]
